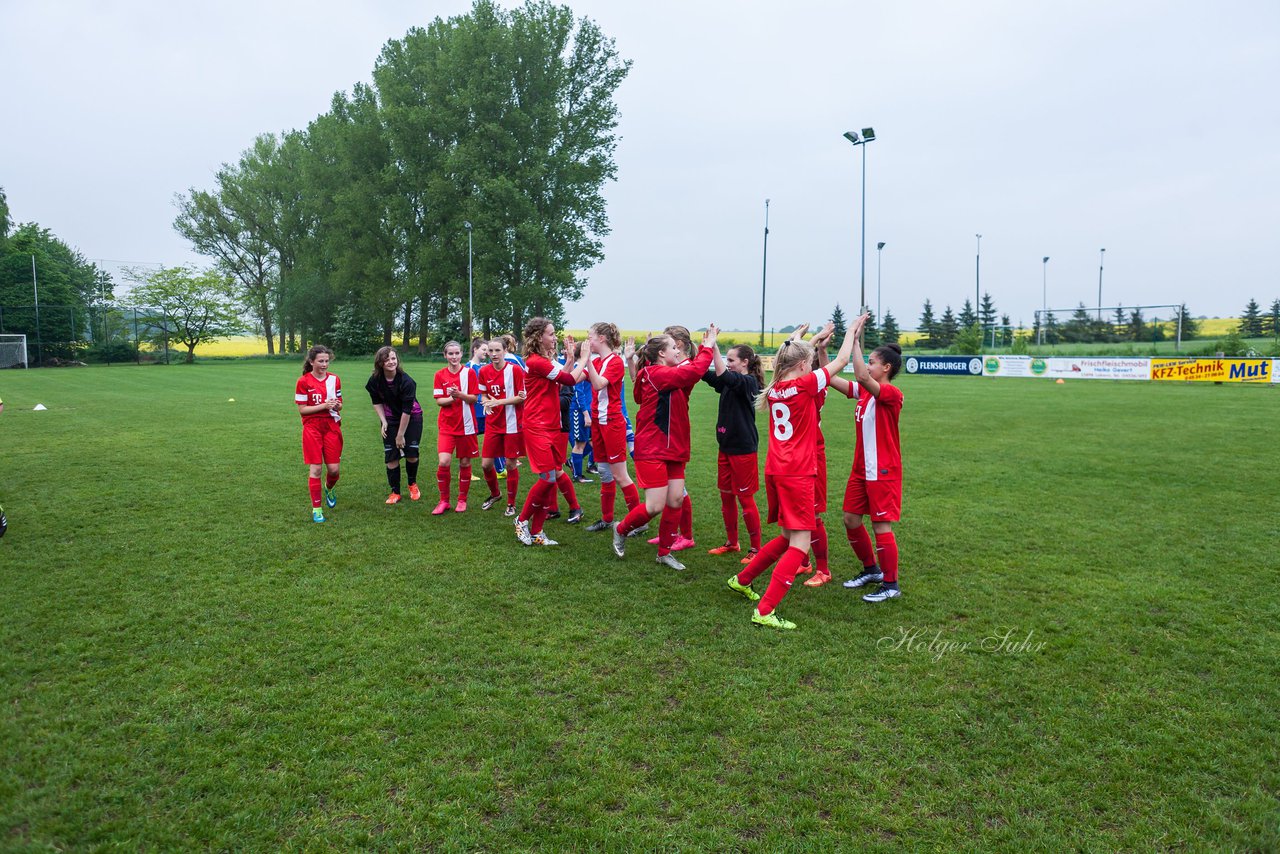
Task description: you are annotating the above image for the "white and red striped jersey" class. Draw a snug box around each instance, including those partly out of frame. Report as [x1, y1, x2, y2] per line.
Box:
[764, 367, 829, 477]
[591, 353, 626, 425]
[853, 383, 904, 481]
[433, 366, 478, 436]
[295, 373, 342, 423]
[478, 361, 525, 434]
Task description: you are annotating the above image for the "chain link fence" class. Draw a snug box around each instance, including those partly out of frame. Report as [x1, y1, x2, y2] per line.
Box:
[0, 304, 183, 366]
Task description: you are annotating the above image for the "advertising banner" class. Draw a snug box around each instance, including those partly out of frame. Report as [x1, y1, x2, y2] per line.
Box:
[1150, 358, 1273, 383]
[982, 355, 1034, 377]
[905, 355, 983, 376]
[1274, 360, 1279, 384]
[1040, 357, 1151, 381]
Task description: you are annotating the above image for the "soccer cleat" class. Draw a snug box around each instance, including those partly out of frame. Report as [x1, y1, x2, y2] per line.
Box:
[726, 574, 760, 602]
[408, 483, 421, 501]
[670, 536, 696, 552]
[862, 585, 901, 603]
[573, 475, 593, 484]
[739, 548, 760, 565]
[843, 569, 884, 589]
[504, 504, 516, 517]
[455, 500, 468, 513]
[496, 470, 507, 480]
[324, 486, 337, 509]
[311, 508, 325, 523]
[470, 473, 481, 481]
[803, 570, 833, 588]
[797, 561, 814, 575]
[752, 610, 797, 630]
[386, 492, 402, 505]
[655, 552, 687, 571]
[626, 523, 650, 539]
[611, 522, 627, 558]
[432, 501, 450, 516]
[482, 494, 502, 511]
[647, 536, 660, 545]
[585, 519, 612, 532]
[0, 504, 6, 538]
[514, 519, 534, 546]
[566, 508, 584, 524]
[546, 510, 562, 520]
[708, 543, 742, 556]
[532, 532, 559, 546]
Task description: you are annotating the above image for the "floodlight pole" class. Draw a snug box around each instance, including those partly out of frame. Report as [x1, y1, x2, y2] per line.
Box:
[759, 199, 770, 349]
[1040, 256, 1050, 345]
[464, 221, 473, 342]
[1097, 247, 1106, 321]
[843, 129, 876, 314]
[975, 234, 982, 330]
[876, 241, 886, 324]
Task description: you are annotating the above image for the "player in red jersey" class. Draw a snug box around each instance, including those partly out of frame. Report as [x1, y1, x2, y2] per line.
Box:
[583, 321, 642, 533]
[431, 341, 481, 515]
[514, 317, 589, 546]
[612, 324, 719, 571]
[295, 345, 344, 523]
[478, 337, 526, 515]
[366, 346, 424, 505]
[661, 325, 697, 548]
[726, 325, 855, 629]
[839, 313, 905, 602]
[702, 341, 765, 559]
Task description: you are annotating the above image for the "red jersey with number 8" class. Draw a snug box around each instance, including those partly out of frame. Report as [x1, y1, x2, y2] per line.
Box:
[764, 367, 829, 477]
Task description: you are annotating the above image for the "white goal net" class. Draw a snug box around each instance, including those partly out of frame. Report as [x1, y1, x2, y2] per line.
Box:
[0, 334, 29, 369]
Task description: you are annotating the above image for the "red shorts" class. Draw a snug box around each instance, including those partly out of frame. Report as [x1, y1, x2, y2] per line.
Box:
[842, 474, 902, 522]
[483, 431, 523, 459]
[302, 420, 343, 465]
[437, 432, 479, 458]
[591, 421, 628, 464]
[524, 426, 567, 474]
[635, 459, 687, 489]
[815, 448, 828, 513]
[765, 474, 818, 531]
[717, 451, 759, 496]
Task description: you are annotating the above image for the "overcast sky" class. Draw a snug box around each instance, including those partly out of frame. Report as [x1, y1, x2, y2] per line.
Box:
[3, 0, 1277, 331]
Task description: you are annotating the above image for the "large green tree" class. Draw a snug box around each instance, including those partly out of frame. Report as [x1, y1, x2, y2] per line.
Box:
[0, 221, 107, 360]
[1239, 298, 1263, 336]
[130, 266, 245, 363]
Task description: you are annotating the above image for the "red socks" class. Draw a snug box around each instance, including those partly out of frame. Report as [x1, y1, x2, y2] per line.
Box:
[739, 496, 762, 550]
[719, 492, 738, 546]
[679, 494, 693, 539]
[758, 547, 807, 616]
[617, 502, 653, 536]
[506, 465, 520, 506]
[847, 524, 876, 568]
[738, 535, 789, 586]
[520, 478, 553, 532]
[656, 505, 681, 555]
[813, 517, 829, 573]
[555, 470, 580, 511]
[308, 477, 322, 508]
[484, 467, 500, 498]
[436, 465, 450, 503]
[600, 481, 617, 522]
[876, 530, 899, 583]
[621, 482, 641, 511]
[459, 465, 472, 502]
[325, 472, 339, 490]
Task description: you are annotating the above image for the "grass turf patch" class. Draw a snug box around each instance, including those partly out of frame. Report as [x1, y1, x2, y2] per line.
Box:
[1, 362, 1277, 849]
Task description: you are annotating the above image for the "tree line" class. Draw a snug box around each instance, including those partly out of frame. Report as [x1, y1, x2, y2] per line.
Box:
[173, 0, 629, 356]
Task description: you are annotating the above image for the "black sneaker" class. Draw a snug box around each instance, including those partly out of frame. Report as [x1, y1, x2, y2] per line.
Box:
[565, 508, 584, 524]
[843, 569, 884, 589]
[585, 519, 611, 532]
[481, 494, 502, 511]
[546, 510, 561, 520]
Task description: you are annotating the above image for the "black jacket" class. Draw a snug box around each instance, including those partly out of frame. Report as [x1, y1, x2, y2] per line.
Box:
[702, 369, 760, 455]
[365, 371, 421, 423]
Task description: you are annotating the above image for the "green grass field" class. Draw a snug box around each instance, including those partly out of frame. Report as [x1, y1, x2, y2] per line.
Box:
[2, 360, 1278, 849]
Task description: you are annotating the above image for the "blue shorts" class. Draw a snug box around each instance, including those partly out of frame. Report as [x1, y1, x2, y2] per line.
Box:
[569, 409, 590, 445]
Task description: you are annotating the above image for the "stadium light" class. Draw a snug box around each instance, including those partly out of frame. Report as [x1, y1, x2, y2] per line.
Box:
[759, 199, 770, 349]
[843, 127, 877, 314]
[463, 221, 473, 342]
[1097, 248, 1106, 321]
[876, 242, 886, 324]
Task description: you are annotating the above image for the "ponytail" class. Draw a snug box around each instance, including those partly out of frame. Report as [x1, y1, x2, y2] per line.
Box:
[872, 342, 903, 379]
[730, 345, 765, 388]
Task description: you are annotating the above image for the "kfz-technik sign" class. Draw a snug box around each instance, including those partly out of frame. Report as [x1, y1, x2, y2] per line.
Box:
[1150, 358, 1271, 383]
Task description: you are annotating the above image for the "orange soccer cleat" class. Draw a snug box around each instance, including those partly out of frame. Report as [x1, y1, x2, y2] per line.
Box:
[408, 483, 421, 501]
[707, 543, 742, 556]
[386, 492, 403, 505]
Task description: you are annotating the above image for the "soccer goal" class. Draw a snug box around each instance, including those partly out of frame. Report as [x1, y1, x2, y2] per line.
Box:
[0, 334, 29, 369]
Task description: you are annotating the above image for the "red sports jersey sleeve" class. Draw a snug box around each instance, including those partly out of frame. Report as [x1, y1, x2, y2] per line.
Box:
[854, 382, 903, 481]
[764, 367, 829, 477]
[434, 367, 478, 436]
